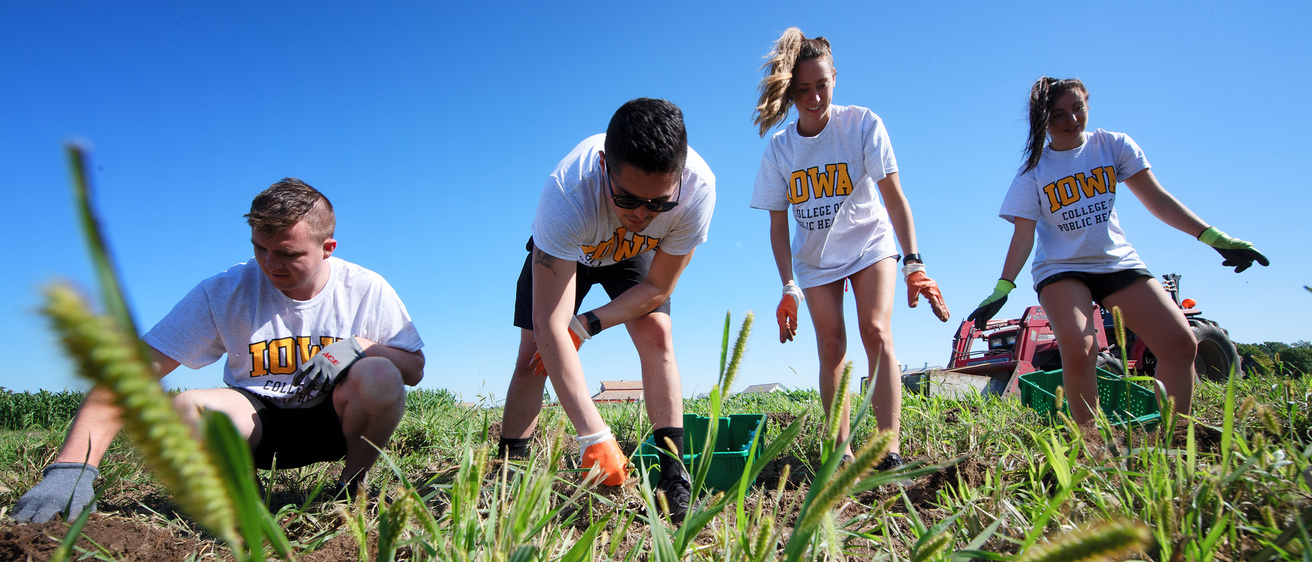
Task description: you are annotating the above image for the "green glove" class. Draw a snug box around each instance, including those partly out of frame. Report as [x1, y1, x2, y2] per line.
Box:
[1198, 227, 1269, 273]
[967, 279, 1016, 331]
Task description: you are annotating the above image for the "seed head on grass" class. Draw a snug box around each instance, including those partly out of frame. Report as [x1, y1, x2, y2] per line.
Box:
[1257, 404, 1283, 436]
[1015, 519, 1151, 562]
[795, 430, 893, 538]
[1111, 306, 1127, 365]
[823, 362, 853, 454]
[751, 514, 775, 559]
[719, 312, 754, 397]
[42, 284, 238, 545]
[910, 530, 953, 562]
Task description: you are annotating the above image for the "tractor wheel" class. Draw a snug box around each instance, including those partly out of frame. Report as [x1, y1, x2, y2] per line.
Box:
[1097, 350, 1126, 377]
[1190, 319, 1241, 382]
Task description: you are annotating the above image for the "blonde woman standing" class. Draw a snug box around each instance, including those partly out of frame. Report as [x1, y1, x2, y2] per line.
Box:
[751, 28, 950, 467]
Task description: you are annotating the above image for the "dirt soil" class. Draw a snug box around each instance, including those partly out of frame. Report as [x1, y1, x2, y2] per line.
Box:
[0, 515, 213, 561]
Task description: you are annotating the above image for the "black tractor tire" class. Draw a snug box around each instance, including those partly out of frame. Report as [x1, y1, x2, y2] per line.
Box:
[1190, 319, 1241, 382]
[1096, 350, 1126, 377]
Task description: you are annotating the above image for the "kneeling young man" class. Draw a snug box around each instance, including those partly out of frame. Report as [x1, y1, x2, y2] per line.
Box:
[499, 98, 716, 521]
[13, 179, 424, 523]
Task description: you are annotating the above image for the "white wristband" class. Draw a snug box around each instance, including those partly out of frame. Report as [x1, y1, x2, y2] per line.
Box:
[568, 315, 592, 342]
[902, 262, 927, 279]
[576, 428, 613, 451]
[782, 281, 804, 305]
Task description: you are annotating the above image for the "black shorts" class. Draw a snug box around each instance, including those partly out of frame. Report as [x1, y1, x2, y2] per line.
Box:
[236, 388, 348, 470]
[1035, 268, 1153, 306]
[513, 237, 671, 330]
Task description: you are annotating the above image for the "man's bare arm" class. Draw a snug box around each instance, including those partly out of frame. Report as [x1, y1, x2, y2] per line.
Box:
[54, 345, 178, 465]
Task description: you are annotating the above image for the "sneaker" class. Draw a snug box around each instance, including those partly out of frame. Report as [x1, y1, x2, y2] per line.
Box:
[656, 471, 691, 524]
[325, 478, 362, 501]
[876, 452, 905, 472]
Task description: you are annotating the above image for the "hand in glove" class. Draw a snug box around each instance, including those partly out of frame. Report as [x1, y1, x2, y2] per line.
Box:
[12, 463, 99, 523]
[903, 263, 950, 322]
[529, 315, 591, 377]
[1198, 226, 1269, 273]
[292, 336, 364, 394]
[967, 279, 1016, 331]
[578, 430, 628, 486]
[777, 282, 803, 343]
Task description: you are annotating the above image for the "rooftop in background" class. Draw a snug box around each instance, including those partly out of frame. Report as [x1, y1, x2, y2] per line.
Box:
[593, 380, 643, 403]
[738, 382, 789, 394]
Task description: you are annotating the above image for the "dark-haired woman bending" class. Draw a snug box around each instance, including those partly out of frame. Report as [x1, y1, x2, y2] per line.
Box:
[968, 77, 1268, 426]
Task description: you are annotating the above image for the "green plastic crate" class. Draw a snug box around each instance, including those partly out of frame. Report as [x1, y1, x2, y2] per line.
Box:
[1018, 368, 1161, 428]
[633, 413, 766, 492]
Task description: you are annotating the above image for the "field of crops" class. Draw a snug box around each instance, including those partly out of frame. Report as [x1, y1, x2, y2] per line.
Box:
[1, 148, 1306, 560]
[1, 358, 1309, 561]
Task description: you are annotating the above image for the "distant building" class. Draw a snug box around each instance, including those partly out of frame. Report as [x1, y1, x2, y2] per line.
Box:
[593, 380, 644, 403]
[737, 382, 789, 395]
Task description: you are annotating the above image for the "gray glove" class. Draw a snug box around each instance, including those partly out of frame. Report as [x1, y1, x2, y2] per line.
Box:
[12, 462, 99, 523]
[292, 336, 364, 394]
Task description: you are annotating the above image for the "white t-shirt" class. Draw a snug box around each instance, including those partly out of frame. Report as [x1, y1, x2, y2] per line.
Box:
[750, 105, 899, 287]
[1000, 129, 1150, 289]
[143, 257, 424, 408]
[531, 134, 716, 267]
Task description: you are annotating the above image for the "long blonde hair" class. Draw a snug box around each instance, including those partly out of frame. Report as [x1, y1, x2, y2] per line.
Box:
[753, 27, 834, 138]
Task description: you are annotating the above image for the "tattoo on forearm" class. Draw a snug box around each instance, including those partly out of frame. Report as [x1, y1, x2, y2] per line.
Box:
[533, 249, 557, 276]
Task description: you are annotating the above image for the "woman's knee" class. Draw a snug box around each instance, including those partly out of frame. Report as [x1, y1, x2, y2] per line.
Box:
[1149, 324, 1199, 364]
[816, 336, 847, 366]
[857, 319, 893, 350]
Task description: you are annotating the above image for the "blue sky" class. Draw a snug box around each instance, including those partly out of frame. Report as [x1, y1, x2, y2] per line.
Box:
[3, 2, 1309, 403]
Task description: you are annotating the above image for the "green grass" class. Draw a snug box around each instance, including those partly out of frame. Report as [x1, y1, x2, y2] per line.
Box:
[6, 370, 1309, 560]
[10, 144, 1310, 559]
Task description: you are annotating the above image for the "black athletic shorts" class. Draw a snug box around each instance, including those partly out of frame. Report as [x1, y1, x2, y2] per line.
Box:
[236, 388, 348, 470]
[513, 237, 671, 329]
[1035, 268, 1153, 306]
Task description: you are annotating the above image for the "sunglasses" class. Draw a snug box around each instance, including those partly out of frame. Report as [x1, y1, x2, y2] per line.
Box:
[605, 168, 681, 213]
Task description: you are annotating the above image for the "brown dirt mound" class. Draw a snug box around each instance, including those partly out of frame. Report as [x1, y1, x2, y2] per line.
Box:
[0, 515, 210, 561]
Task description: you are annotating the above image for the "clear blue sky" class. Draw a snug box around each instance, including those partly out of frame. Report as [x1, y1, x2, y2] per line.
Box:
[3, 2, 1309, 403]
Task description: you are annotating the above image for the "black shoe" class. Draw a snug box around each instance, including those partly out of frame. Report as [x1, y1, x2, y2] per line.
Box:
[326, 478, 362, 501]
[838, 454, 855, 468]
[656, 472, 691, 524]
[876, 452, 905, 472]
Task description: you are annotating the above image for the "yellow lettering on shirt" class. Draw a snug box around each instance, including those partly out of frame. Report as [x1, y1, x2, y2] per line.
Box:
[1039, 166, 1120, 214]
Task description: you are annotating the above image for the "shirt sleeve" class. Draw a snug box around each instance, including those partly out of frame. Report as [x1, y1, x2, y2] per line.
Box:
[750, 144, 790, 211]
[863, 113, 898, 181]
[142, 282, 226, 370]
[529, 176, 588, 261]
[360, 277, 424, 353]
[654, 170, 715, 256]
[1113, 132, 1150, 180]
[999, 170, 1042, 224]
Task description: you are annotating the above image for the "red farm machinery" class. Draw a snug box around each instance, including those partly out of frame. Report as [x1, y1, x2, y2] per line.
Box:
[902, 274, 1241, 399]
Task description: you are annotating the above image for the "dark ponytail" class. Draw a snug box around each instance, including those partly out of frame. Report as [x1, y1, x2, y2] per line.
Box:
[1023, 77, 1088, 172]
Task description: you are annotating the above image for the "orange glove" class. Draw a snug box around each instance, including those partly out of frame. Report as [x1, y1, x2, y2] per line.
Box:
[904, 264, 950, 322]
[529, 315, 591, 377]
[578, 431, 627, 486]
[776, 282, 803, 343]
